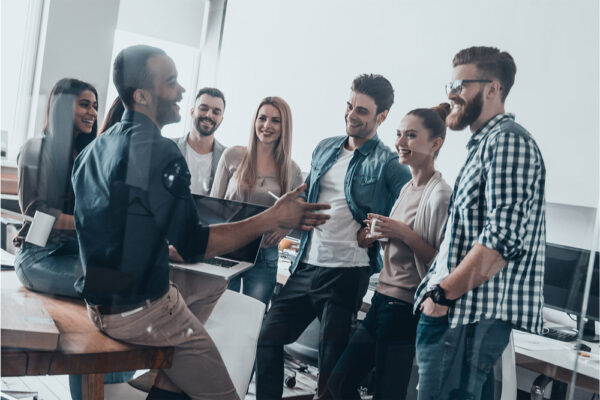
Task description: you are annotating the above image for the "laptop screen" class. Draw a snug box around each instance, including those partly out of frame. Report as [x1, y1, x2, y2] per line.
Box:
[192, 195, 267, 263]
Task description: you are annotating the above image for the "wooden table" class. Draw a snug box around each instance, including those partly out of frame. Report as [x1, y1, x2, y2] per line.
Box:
[1, 271, 173, 400]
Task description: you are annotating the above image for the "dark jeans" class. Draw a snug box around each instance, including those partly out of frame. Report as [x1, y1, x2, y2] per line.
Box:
[328, 292, 418, 400]
[15, 239, 81, 298]
[228, 247, 279, 305]
[415, 315, 512, 400]
[256, 262, 371, 400]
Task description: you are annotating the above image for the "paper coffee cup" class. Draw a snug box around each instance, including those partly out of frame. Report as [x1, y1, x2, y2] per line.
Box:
[25, 211, 56, 247]
[369, 218, 388, 242]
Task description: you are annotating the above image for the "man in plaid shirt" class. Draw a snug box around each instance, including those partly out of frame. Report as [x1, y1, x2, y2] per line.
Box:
[413, 46, 546, 400]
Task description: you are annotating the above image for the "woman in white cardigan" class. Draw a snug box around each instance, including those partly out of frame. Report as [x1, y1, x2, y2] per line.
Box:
[329, 103, 453, 400]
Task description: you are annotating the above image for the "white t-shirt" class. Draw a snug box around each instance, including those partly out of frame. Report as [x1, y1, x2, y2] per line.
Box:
[185, 142, 213, 195]
[302, 146, 370, 268]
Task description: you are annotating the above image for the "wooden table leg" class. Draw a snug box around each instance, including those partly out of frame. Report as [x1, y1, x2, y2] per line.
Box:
[82, 373, 104, 400]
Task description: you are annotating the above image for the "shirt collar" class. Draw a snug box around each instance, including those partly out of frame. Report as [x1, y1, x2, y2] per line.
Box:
[466, 113, 515, 149]
[335, 133, 380, 156]
[121, 110, 161, 136]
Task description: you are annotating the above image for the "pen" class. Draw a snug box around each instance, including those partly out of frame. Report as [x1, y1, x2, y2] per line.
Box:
[268, 191, 323, 232]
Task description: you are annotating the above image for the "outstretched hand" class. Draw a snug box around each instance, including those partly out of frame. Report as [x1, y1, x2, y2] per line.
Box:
[273, 184, 331, 231]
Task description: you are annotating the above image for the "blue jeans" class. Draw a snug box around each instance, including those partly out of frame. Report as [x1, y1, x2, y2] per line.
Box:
[329, 292, 418, 400]
[415, 315, 512, 400]
[14, 240, 81, 298]
[228, 247, 278, 305]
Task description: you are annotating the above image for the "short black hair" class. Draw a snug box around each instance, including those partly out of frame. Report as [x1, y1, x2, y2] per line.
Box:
[195, 87, 226, 109]
[351, 74, 394, 114]
[452, 46, 516, 102]
[113, 45, 166, 107]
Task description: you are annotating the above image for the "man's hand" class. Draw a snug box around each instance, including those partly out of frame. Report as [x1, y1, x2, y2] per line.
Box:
[272, 184, 331, 231]
[263, 228, 290, 247]
[419, 297, 449, 317]
[357, 225, 377, 248]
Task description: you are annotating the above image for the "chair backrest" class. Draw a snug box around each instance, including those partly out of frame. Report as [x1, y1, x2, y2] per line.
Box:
[500, 330, 517, 400]
[204, 289, 266, 399]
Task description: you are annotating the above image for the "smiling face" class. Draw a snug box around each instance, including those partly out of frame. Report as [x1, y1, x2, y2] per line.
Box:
[395, 114, 441, 168]
[254, 104, 282, 146]
[446, 64, 486, 131]
[73, 90, 98, 135]
[345, 91, 382, 141]
[146, 54, 185, 128]
[191, 94, 225, 137]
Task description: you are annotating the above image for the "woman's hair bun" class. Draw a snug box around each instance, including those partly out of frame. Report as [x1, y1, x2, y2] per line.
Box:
[432, 102, 451, 122]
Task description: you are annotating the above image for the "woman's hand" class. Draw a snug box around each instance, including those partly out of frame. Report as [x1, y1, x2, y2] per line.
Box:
[357, 226, 377, 248]
[263, 228, 290, 247]
[367, 213, 416, 242]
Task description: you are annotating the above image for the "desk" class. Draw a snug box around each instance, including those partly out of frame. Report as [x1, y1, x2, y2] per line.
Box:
[513, 329, 599, 394]
[1, 271, 173, 400]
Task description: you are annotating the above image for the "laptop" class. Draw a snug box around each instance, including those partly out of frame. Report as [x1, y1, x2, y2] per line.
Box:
[170, 195, 268, 280]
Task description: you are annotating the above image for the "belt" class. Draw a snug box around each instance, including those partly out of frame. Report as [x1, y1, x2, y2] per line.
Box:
[87, 287, 169, 315]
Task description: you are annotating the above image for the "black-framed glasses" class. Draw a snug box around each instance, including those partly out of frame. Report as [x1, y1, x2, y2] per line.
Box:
[445, 79, 492, 96]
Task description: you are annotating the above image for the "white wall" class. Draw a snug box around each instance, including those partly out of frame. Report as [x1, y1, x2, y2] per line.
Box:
[31, 0, 120, 138]
[216, 0, 599, 209]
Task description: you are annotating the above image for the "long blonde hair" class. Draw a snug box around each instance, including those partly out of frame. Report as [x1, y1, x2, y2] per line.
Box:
[236, 96, 293, 195]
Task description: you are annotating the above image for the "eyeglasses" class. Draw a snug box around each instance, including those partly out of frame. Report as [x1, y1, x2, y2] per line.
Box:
[445, 79, 492, 96]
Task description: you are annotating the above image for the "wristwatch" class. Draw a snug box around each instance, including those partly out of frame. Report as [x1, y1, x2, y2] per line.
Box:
[426, 284, 456, 307]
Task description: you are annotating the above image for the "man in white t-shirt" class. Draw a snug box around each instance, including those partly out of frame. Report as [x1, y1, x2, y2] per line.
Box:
[174, 87, 227, 195]
[256, 74, 412, 400]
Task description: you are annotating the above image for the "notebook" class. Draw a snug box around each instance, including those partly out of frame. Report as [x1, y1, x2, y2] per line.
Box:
[170, 195, 267, 280]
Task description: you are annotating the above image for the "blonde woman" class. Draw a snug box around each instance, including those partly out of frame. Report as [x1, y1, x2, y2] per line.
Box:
[211, 96, 303, 305]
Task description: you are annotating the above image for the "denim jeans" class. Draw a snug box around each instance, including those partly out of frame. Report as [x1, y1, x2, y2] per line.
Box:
[228, 247, 279, 305]
[14, 240, 81, 298]
[329, 292, 418, 400]
[415, 315, 512, 400]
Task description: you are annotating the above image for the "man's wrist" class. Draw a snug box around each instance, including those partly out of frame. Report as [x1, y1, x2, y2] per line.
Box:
[426, 284, 456, 307]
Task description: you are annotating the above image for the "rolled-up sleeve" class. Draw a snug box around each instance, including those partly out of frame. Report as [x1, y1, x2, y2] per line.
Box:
[478, 132, 543, 260]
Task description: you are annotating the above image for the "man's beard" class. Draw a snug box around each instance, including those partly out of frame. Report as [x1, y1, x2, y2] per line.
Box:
[156, 96, 181, 126]
[195, 117, 218, 136]
[447, 89, 483, 131]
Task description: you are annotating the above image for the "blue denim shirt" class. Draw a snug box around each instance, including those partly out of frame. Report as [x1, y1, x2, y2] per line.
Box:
[291, 134, 411, 274]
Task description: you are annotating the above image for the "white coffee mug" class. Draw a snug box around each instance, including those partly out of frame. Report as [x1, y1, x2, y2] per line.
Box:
[25, 211, 56, 247]
[369, 218, 389, 242]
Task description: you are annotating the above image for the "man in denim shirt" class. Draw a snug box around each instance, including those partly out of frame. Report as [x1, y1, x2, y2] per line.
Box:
[256, 74, 411, 399]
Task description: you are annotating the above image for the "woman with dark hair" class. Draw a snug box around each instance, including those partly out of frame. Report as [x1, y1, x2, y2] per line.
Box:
[329, 104, 453, 400]
[14, 78, 98, 297]
[211, 96, 304, 305]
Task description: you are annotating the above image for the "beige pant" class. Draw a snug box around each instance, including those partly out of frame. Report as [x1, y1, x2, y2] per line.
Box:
[87, 269, 240, 400]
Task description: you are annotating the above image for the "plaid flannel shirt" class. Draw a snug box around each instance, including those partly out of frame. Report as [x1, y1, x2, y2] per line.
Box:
[414, 113, 546, 334]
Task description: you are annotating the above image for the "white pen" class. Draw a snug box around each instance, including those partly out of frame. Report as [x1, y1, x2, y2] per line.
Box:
[268, 191, 323, 232]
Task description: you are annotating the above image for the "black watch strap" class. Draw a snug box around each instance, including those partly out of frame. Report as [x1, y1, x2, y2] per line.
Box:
[427, 284, 456, 307]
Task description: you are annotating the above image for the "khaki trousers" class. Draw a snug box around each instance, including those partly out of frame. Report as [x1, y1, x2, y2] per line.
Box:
[87, 269, 240, 400]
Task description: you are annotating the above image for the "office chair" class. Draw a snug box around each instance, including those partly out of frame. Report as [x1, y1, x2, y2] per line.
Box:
[204, 289, 266, 398]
